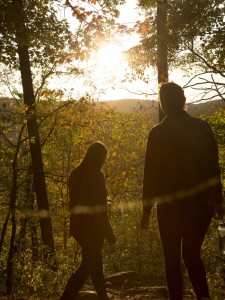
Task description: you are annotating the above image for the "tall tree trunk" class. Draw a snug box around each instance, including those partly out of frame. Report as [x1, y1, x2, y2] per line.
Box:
[15, 0, 56, 264]
[17, 44, 55, 255]
[157, 0, 168, 122]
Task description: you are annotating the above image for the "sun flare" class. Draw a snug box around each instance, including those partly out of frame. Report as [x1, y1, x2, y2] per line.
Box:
[89, 43, 128, 99]
[95, 43, 123, 69]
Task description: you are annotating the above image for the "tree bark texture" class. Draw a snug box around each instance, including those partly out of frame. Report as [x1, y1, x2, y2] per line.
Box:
[157, 0, 168, 122]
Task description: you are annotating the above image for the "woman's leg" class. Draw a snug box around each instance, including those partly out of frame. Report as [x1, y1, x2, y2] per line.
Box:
[88, 236, 108, 300]
[61, 234, 108, 300]
[62, 235, 108, 299]
[60, 244, 90, 300]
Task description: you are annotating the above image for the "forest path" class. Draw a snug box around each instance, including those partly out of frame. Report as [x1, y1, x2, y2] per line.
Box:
[76, 271, 194, 300]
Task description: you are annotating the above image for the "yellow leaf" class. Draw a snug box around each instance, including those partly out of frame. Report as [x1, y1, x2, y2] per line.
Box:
[30, 137, 36, 144]
[73, 8, 81, 16]
[144, 17, 151, 24]
[79, 51, 86, 61]
[141, 24, 147, 33]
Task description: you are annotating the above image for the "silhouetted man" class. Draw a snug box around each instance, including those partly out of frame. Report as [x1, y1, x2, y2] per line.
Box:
[141, 82, 224, 300]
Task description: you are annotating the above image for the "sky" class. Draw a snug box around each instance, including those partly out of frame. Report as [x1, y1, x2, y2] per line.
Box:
[52, 0, 161, 102]
[0, 1, 203, 103]
[49, 1, 208, 103]
[49, 0, 148, 101]
[93, 0, 220, 104]
[70, 0, 196, 102]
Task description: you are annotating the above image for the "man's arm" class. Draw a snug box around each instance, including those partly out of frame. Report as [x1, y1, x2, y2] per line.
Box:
[141, 129, 161, 229]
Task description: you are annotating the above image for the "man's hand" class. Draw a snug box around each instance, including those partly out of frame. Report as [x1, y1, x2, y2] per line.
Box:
[214, 202, 225, 220]
[140, 213, 150, 230]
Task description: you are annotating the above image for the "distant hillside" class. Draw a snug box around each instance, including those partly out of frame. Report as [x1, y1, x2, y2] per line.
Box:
[1, 97, 224, 124]
[103, 99, 225, 123]
[187, 100, 224, 115]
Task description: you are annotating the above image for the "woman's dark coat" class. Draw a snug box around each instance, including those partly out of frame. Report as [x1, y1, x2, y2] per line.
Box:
[69, 167, 114, 242]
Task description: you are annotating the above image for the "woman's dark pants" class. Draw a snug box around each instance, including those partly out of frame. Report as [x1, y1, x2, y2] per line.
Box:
[60, 234, 108, 300]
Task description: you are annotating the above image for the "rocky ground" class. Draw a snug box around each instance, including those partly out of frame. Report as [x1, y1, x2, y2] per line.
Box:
[76, 271, 194, 300]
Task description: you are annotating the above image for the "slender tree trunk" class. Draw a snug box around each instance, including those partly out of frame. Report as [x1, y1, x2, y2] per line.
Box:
[15, 167, 34, 257]
[6, 125, 25, 294]
[6, 212, 16, 295]
[157, 0, 168, 122]
[0, 212, 10, 253]
[15, 0, 56, 264]
[26, 166, 39, 263]
[30, 222, 39, 263]
[16, 218, 27, 254]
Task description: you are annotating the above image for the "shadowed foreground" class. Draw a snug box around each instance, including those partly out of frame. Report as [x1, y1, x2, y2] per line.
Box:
[74, 271, 193, 299]
[0, 271, 194, 299]
[60, 271, 192, 300]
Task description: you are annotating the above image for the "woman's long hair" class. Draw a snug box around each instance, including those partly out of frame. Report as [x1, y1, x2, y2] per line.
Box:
[72, 142, 107, 204]
[69, 142, 107, 214]
[79, 142, 107, 173]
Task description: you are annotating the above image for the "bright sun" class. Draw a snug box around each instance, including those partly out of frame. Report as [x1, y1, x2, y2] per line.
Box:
[89, 43, 128, 100]
[95, 43, 123, 69]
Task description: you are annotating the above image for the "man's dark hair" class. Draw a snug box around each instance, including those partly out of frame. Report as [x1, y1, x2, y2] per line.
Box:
[159, 82, 186, 115]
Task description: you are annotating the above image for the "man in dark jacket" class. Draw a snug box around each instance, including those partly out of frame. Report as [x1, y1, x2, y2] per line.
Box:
[141, 82, 224, 300]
